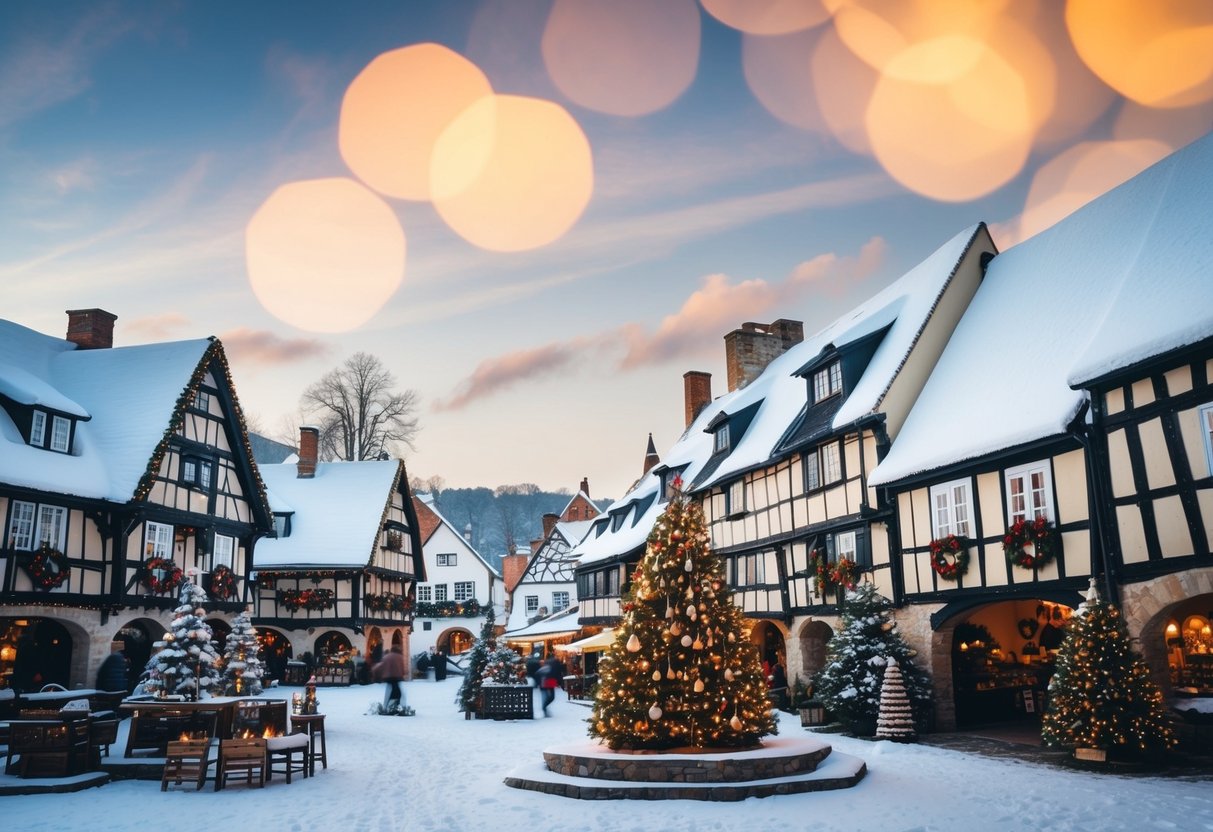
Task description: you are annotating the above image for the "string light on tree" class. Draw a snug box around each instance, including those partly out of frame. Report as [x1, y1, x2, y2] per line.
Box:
[589, 479, 776, 750]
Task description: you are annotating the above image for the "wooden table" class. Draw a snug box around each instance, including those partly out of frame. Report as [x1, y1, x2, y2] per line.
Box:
[120, 697, 249, 757]
[289, 713, 327, 776]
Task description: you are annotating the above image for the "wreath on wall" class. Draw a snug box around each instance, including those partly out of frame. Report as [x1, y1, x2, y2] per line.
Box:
[143, 557, 184, 594]
[928, 534, 970, 581]
[25, 544, 70, 590]
[1003, 516, 1056, 570]
[209, 565, 236, 601]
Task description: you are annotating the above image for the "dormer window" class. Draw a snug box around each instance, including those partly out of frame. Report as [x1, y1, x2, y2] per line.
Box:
[50, 416, 70, 451]
[31, 410, 46, 446]
[273, 513, 292, 538]
[813, 361, 842, 403]
[27, 409, 73, 453]
[181, 456, 213, 490]
[611, 510, 627, 532]
[714, 423, 731, 453]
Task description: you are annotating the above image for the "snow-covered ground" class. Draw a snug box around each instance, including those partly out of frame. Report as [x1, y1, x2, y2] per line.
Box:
[5, 678, 1212, 831]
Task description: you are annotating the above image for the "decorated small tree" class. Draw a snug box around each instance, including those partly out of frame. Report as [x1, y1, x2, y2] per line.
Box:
[1042, 579, 1176, 759]
[875, 657, 916, 742]
[221, 609, 265, 696]
[814, 583, 932, 736]
[480, 645, 525, 686]
[456, 604, 498, 713]
[590, 485, 776, 750]
[143, 577, 222, 700]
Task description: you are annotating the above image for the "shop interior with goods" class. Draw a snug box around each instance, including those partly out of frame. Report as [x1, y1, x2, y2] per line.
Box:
[950, 600, 1074, 728]
[1165, 596, 1213, 698]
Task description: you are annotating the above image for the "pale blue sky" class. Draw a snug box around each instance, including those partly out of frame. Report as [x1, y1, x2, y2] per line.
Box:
[3, 1, 1210, 501]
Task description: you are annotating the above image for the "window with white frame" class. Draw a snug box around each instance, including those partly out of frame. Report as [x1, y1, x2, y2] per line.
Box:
[735, 553, 764, 586]
[1200, 403, 1213, 476]
[930, 478, 974, 538]
[181, 457, 213, 490]
[1006, 461, 1053, 524]
[661, 469, 680, 502]
[525, 595, 539, 614]
[145, 521, 173, 558]
[50, 415, 71, 452]
[454, 581, 475, 602]
[714, 423, 730, 453]
[436, 553, 456, 567]
[7, 501, 36, 550]
[835, 530, 857, 563]
[552, 591, 570, 611]
[195, 390, 211, 412]
[30, 410, 47, 446]
[35, 505, 67, 551]
[212, 533, 235, 571]
[434, 583, 448, 602]
[813, 362, 842, 402]
[727, 479, 747, 516]
[417, 584, 432, 603]
[803, 450, 820, 491]
[822, 442, 843, 484]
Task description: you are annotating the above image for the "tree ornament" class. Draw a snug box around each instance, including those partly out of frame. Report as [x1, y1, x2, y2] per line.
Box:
[649, 705, 663, 720]
[694, 679, 705, 693]
[730, 715, 743, 731]
[652, 670, 662, 681]
[692, 639, 703, 650]
[686, 604, 696, 617]
[681, 635, 693, 647]
[684, 557, 693, 572]
[627, 634, 641, 652]
[724, 668, 735, 681]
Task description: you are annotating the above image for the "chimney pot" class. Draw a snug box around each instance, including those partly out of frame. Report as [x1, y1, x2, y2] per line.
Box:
[297, 426, 319, 478]
[683, 371, 712, 428]
[724, 319, 803, 391]
[65, 308, 118, 350]
[541, 512, 559, 540]
[579, 477, 589, 497]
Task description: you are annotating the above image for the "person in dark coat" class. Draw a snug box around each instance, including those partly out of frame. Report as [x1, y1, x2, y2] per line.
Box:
[95, 642, 129, 692]
[372, 645, 407, 712]
[12, 633, 38, 694]
[525, 651, 543, 687]
[432, 646, 448, 681]
[538, 655, 566, 716]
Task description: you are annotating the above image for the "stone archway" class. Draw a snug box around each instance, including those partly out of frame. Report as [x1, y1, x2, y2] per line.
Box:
[1124, 567, 1213, 697]
[111, 617, 163, 692]
[440, 627, 475, 657]
[795, 620, 833, 684]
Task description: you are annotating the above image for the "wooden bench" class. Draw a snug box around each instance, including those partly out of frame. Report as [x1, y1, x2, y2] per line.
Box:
[215, 737, 266, 790]
[161, 738, 213, 791]
[6, 717, 91, 778]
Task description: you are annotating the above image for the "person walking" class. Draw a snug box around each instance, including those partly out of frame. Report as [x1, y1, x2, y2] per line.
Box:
[432, 646, 448, 681]
[538, 655, 565, 716]
[372, 645, 407, 713]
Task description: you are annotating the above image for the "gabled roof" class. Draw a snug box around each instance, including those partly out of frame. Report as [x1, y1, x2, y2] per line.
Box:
[256, 459, 404, 568]
[0, 319, 217, 503]
[694, 223, 986, 491]
[557, 489, 599, 521]
[503, 603, 581, 639]
[871, 133, 1213, 486]
[415, 493, 502, 578]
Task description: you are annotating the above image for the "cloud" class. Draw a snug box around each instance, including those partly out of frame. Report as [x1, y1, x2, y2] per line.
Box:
[218, 327, 330, 366]
[125, 312, 191, 341]
[437, 236, 887, 409]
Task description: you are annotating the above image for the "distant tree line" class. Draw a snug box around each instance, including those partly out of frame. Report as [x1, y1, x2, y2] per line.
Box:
[409, 476, 612, 568]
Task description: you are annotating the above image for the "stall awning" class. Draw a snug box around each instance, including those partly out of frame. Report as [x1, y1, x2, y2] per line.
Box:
[503, 604, 581, 641]
[556, 628, 616, 654]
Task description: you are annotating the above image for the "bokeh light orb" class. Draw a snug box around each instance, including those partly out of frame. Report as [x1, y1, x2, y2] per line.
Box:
[246, 178, 406, 333]
[1066, 0, 1213, 108]
[542, 0, 700, 116]
[701, 0, 831, 35]
[431, 95, 593, 252]
[338, 43, 494, 201]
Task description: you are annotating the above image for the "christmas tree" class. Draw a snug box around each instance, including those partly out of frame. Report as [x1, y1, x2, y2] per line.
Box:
[221, 610, 265, 696]
[1042, 579, 1176, 757]
[590, 486, 776, 750]
[813, 583, 932, 736]
[481, 645, 525, 685]
[456, 604, 498, 713]
[143, 577, 223, 700]
[875, 657, 916, 742]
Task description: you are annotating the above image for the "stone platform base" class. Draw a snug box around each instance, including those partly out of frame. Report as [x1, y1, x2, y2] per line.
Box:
[0, 771, 109, 796]
[504, 736, 866, 800]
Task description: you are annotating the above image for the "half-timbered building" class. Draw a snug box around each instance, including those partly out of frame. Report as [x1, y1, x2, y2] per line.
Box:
[870, 132, 1213, 729]
[1, 310, 272, 692]
[411, 494, 503, 661]
[253, 427, 424, 682]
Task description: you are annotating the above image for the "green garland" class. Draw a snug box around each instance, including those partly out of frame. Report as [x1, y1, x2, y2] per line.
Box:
[414, 598, 481, 618]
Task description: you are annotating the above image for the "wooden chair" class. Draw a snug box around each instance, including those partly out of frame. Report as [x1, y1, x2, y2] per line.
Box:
[89, 714, 120, 759]
[214, 737, 266, 790]
[161, 738, 213, 791]
[266, 732, 309, 783]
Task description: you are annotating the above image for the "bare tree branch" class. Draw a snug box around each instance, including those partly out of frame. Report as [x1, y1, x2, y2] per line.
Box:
[301, 352, 420, 461]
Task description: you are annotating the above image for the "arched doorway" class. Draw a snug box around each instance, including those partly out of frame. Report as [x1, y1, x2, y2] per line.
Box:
[1, 618, 73, 692]
[112, 618, 161, 693]
[796, 620, 834, 685]
[366, 627, 384, 664]
[390, 629, 403, 650]
[749, 620, 786, 673]
[1151, 592, 1213, 695]
[314, 630, 351, 661]
[257, 628, 293, 684]
[441, 627, 474, 656]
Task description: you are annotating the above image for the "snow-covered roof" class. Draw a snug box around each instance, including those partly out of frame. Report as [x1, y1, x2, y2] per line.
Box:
[695, 223, 984, 491]
[0, 319, 212, 501]
[871, 133, 1213, 486]
[255, 459, 402, 568]
[554, 518, 596, 549]
[503, 603, 582, 639]
[417, 492, 501, 577]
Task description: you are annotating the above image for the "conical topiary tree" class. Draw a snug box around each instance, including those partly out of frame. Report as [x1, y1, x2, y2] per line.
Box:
[143, 577, 222, 700]
[456, 604, 498, 713]
[590, 485, 777, 750]
[814, 583, 932, 736]
[221, 610, 265, 696]
[875, 657, 916, 742]
[1042, 579, 1176, 758]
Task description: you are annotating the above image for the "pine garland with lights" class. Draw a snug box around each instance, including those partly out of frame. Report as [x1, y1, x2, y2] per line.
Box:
[456, 604, 500, 713]
[589, 485, 776, 751]
[142, 577, 222, 701]
[221, 609, 265, 696]
[813, 583, 933, 736]
[1041, 579, 1176, 759]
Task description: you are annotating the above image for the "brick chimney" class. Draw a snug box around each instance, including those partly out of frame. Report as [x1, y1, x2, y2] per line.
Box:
[643, 433, 660, 477]
[297, 426, 319, 479]
[683, 371, 712, 428]
[501, 553, 529, 596]
[579, 477, 590, 498]
[725, 318, 804, 392]
[541, 512, 559, 541]
[65, 308, 118, 350]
